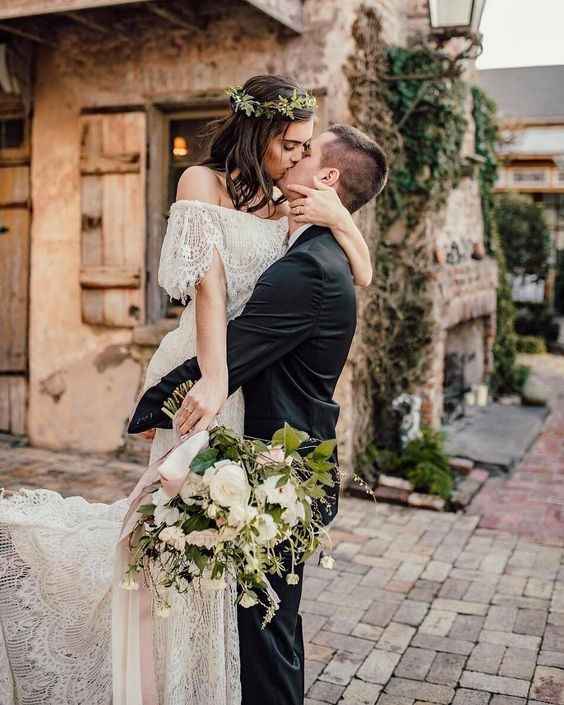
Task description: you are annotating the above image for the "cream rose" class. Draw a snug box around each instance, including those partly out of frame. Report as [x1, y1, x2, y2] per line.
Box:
[204, 460, 250, 510]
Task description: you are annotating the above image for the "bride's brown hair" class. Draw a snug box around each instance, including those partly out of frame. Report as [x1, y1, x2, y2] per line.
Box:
[200, 75, 315, 215]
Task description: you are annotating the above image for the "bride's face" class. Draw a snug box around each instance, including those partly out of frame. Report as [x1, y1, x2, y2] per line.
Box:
[263, 118, 314, 182]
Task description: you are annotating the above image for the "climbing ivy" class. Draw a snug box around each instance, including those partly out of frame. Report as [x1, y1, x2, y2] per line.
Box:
[346, 6, 468, 455]
[471, 86, 523, 395]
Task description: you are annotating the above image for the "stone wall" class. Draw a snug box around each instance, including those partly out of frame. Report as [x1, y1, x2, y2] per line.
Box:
[25, 0, 409, 471]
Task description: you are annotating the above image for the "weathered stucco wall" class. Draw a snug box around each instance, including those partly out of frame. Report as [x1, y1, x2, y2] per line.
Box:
[27, 0, 408, 466]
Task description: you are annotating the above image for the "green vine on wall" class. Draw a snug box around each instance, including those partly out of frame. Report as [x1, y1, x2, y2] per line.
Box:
[346, 6, 468, 456]
[471, 86, 523, 395]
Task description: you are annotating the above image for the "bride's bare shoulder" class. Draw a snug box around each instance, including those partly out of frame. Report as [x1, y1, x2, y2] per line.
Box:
[176, 166, 223, 204]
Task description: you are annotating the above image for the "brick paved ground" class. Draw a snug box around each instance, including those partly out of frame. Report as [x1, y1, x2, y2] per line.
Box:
[468, 355, 564, 545]
[1, 355, 564, 704]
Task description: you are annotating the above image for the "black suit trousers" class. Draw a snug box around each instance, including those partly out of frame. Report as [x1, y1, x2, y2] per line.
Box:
[237, 558, 305, 705]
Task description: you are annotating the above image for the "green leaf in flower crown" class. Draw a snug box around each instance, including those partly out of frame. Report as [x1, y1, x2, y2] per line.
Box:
[137, 504, 156, 515]
[271, 423, 309, 454]
[191, 448, 219, 475]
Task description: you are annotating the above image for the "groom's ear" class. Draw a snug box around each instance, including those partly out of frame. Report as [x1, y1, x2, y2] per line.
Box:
[317, 167, 340, 188]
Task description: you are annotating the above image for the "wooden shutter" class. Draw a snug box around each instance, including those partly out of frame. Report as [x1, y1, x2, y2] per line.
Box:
[0, 115, 30, 435]
[79, 111, 146, 327]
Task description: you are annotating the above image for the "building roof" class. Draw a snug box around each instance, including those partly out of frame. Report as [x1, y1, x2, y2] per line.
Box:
[477, 65, 564, 122]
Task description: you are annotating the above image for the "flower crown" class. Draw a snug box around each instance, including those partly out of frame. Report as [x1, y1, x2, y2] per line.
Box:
[225, 86, 317, 119]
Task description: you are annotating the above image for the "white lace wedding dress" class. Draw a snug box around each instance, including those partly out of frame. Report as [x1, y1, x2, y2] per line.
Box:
[0, 200, 288, 705]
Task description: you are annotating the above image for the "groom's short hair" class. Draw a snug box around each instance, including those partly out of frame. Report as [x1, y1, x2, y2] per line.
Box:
[321, 125, 388, 213]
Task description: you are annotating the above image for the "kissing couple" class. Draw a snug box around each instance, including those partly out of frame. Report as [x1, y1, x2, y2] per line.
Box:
[0, 73, 387, 705]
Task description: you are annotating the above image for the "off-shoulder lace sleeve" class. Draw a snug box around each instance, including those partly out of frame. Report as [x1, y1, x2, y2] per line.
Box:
[158, 200, 225, 304]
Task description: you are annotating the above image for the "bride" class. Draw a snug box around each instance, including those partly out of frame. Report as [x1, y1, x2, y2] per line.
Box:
[0, 74, 372, 705]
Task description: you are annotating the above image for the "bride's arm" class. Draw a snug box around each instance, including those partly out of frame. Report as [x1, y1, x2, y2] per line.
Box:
[174, 167, 229, 434]
[286, 177, 373, 287]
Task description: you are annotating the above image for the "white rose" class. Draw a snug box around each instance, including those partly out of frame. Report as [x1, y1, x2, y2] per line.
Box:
[255, 476, 298, 509]
[204, 461, 250, 510]
[159, 431, 210, 484]
[282, 500, 306, 527]
[320, 555, 335, 570]
[255, 513, 278, 545]
[159, 525, 186, 551]
[240, 591, 258, 608]
[154, 503, 180, 527]
[286, 573, 300, 586]
[228, 504, 257, 527]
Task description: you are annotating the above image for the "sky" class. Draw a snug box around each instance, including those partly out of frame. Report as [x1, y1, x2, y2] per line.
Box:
[476, 0, 564, 70]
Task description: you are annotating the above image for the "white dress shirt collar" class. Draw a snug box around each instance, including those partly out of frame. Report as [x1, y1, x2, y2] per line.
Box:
[287, 223, 313, 250]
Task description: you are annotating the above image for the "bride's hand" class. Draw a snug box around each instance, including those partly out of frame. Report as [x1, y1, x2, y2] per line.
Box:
[287, 176, 351, 230]
[173, 375, 228, 437]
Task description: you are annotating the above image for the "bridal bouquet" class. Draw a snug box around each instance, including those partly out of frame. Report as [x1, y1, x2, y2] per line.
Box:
[121, 423, 337, 625]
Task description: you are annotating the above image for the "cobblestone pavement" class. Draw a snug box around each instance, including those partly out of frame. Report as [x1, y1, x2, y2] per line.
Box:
[2, 355, 564, 704]
[468, 355, 564, 545]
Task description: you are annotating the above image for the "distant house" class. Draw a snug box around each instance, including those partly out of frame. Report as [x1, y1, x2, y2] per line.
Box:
[478, 65, 564, 304]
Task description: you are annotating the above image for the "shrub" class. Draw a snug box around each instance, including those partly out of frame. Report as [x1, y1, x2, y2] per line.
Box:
[516, 336, 547, 354]
[369, 427, 454, 500]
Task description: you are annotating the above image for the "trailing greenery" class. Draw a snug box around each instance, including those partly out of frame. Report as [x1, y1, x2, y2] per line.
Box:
[374, 427, 454, 500]
[495, 193, 551, 280]
[516, 335, 547, 355]
[346, 7, 468, 451]
[472, 86, 522, 396]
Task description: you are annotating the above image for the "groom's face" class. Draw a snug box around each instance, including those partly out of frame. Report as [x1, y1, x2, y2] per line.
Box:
[277, 132, 337, 200]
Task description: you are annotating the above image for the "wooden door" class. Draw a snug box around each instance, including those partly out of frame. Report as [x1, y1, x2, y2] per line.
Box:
[79, 110, 146, 327]
[0, 116, 30, 435]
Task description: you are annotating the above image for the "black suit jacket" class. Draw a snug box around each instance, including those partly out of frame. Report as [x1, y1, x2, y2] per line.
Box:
[129, 225, 357, 520]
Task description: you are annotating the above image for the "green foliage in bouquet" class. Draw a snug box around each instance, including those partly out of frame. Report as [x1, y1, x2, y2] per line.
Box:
[372, 427, 454, 500]
[124, 422, 338, 625]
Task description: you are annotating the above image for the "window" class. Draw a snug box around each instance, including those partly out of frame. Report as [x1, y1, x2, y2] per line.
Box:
[168, 116, 221, 205]
[512, 169, 548, 185]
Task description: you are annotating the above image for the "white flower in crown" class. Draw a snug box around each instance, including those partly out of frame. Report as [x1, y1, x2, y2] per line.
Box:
[204, 459, 251, 510]
[154, 502, 180, 527]
[159, 525, 187, 551]
[254, 512, 278, 544]
[159, 430, 210, 485]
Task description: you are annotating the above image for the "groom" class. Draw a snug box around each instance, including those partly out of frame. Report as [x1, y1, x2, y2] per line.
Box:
[129, 123, 388, 705]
